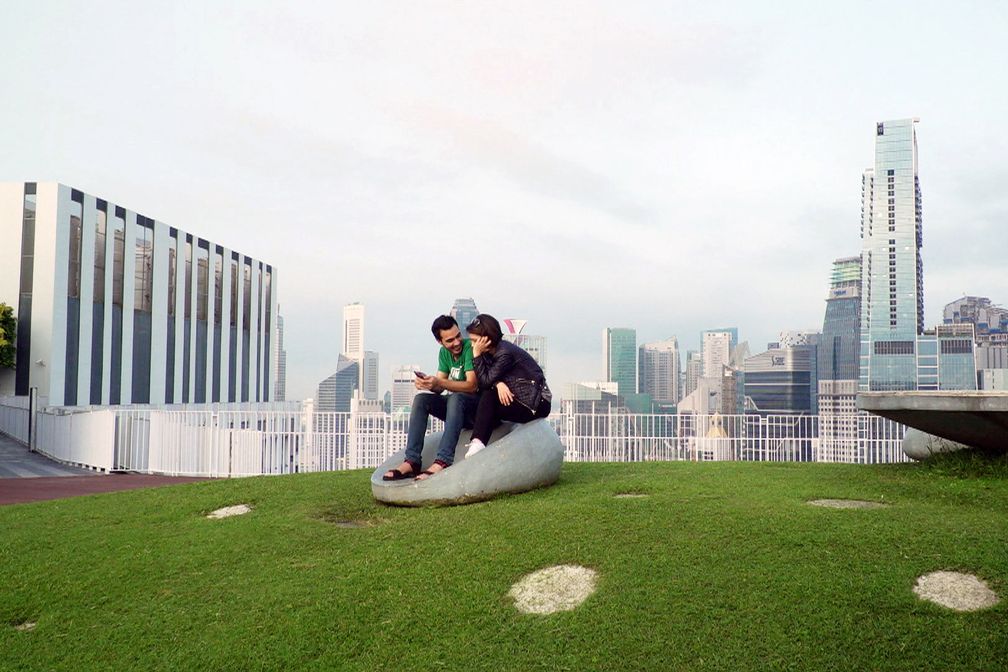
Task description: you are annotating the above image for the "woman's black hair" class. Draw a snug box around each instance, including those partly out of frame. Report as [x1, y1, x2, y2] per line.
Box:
[430, 315, 459, 340]
[465, 313, 503, 346]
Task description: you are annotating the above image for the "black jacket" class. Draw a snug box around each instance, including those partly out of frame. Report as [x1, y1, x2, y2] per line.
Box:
[473, 340, 551, 411]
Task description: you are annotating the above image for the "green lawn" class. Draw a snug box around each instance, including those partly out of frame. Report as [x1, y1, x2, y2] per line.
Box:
[2, 459, 1007, 671]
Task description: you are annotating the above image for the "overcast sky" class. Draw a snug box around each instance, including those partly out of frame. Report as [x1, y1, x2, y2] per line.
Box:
[2, 1, 1006, 400]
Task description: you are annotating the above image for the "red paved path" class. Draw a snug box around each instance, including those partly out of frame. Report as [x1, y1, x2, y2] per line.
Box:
[0, 474, 210, 506]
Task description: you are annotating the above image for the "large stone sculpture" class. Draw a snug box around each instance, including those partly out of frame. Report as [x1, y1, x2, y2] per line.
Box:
[370, 418, 564, 506]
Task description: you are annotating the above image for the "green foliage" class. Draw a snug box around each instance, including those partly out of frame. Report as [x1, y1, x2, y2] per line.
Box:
[0, 303, 15, 369]
[1, 462, 1007, 670]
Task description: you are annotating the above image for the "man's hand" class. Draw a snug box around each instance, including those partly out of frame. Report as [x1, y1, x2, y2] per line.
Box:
[472, 335, 492, 357]
[496, 381, 513, 406]
[415, 375, 436, 391]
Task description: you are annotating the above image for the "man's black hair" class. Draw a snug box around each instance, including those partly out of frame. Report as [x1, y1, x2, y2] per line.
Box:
[431, 315, 459, 340]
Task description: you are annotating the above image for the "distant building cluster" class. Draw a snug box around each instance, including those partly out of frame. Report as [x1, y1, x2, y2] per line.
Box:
[5, 118, 1006, 417]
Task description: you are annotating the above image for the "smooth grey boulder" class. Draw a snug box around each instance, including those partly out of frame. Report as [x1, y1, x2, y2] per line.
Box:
[371, 418, 564, 506]
[902, 428, 974, 461]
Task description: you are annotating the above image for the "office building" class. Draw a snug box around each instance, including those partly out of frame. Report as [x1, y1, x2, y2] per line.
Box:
[450, 298, 479, 334]
[342, 303, 364, 360]
[701, 331, 732, 378]
[857, 120, 976, 392]
[563, 381, 620, 413]
[360, 350, 379, 400]
[0, 182, 278, 406]
[819, 257, 861, 383]
[341, 303, 378, 399]
[603, 328, 637, 397]
[391, 364, 420, 414]
[639, 338, 680, 405]
[316, 355, 359, 413]
[501, 318, 547, 372]
[943, 296, 1008, 344]
[744, 345, 817, 416]
[684, 350, 702, 399]
[272, 310, 286, 401]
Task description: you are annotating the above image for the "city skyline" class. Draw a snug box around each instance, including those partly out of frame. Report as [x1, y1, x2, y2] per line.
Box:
[1, 3, 1006, 399]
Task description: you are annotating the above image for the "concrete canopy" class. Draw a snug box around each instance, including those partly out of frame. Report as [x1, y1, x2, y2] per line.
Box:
[858, 391, 1008, 453]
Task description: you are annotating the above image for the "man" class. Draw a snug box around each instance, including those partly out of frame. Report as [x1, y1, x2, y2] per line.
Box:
[382, 315, 480, 481]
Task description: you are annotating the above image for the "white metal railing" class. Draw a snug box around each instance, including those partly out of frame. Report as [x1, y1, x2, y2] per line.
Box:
[34, 407, 116, 471]
[0, 395, 31, 444]
[13, 402, 911, 476]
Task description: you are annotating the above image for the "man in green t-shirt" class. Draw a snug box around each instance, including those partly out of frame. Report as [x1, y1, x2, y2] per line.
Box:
[382, 315, 480, 481]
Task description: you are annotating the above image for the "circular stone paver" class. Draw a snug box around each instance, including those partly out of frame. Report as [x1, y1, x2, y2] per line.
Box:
[913, 571, 1000, 611]
[509, 565, 598, 614]
[808, 498, 888, 510]
[206, 504, 252, 519]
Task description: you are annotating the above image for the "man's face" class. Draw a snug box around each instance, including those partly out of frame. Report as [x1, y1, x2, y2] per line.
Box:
[438, 326, 464, 356]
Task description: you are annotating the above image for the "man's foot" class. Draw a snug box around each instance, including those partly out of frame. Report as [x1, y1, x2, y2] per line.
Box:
[382, 461, 419, 481]
[415, 459, 449, 481]
[465, 439, 486, 458]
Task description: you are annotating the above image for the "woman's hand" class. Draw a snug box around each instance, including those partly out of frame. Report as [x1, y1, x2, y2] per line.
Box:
[471, 335, 491, 357]
[496, 381, 513, 406]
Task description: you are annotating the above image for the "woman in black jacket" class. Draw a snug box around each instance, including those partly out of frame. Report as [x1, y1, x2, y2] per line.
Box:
[464, 314, 551, 457]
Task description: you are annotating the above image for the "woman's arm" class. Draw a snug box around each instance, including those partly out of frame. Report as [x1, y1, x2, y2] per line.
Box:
[473, 346, 516, 388]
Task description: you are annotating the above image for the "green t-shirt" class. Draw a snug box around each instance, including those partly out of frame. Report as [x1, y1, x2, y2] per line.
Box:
[438, 339, 475, 382]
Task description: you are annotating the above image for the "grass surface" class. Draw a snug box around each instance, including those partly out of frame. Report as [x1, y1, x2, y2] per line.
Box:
[2, 459, 1007, 671]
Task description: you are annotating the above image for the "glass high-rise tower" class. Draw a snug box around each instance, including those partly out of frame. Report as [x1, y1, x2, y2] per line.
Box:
[859, 118, 923, 391]
[820, 256, 861, 382]
[603, 327, 637, 397]
[858, 119, 976, 392]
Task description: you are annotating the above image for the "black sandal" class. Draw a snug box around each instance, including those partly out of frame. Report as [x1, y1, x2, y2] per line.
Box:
[382, 461, 420, 481]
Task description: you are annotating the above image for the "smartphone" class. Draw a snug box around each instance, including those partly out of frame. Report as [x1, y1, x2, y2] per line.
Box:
[414, 370, 427, 378]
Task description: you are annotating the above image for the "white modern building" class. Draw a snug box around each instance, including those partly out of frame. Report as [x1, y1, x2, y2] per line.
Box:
[390, 364, 420, 413]
[638, 338, 680, 404]
[0, 182, 278, 406]
[702, 331, 732, 378]
[341, 302, 378, 400]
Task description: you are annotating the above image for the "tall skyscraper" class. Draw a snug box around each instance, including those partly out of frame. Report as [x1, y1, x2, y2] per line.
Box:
[342, 302, 378, 399]
[603, 328, 637, 397]
[857, 119, 976, 392]
[638, 338, 680, 405]
[342, 303, 364, 360]
[391, 364, 420, 414]
[818, 257, 862, 426]
[272, 309, 287, 401]
[859, 119, 924, 390]
[450, 298, 479, 333]
[819, 257, 861, 383]
[701, 331, 732, 378]
[361, 350, 379, 400]
[684, 350, 702, 399]
[316, 355, 359, 413]
[501, 318, 547, 372]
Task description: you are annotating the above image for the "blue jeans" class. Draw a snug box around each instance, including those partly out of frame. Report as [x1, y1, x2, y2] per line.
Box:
[404, 392, 480, 467]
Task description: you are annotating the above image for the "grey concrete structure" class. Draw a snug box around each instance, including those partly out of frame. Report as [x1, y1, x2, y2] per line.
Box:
[371, 419, 564, 506]
[858, 391, 1008, 453]
[901, 428, 973, 460]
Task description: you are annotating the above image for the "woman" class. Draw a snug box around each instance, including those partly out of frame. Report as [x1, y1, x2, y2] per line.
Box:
[464, 314, 551, 457]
